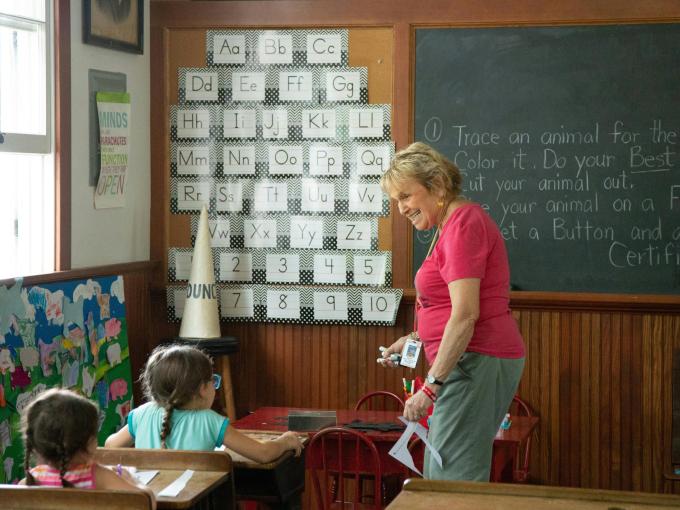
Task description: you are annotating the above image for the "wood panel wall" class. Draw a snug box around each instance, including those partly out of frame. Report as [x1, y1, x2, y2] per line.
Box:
[149, 0, 680, 497]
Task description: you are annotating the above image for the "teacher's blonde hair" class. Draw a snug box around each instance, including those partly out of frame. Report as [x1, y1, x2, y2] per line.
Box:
[380, 142, 462, 202]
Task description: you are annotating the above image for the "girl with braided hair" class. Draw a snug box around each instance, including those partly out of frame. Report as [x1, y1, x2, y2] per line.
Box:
[19, 388, 155, 506]
[105, 344, 303, 463]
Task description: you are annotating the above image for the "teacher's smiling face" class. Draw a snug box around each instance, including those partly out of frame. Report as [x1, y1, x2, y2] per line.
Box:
[390, 179, 442, 231]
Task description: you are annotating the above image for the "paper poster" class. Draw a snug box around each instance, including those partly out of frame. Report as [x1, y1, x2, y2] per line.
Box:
[95, 91, 131, 209]
[0, 275, 133, 483]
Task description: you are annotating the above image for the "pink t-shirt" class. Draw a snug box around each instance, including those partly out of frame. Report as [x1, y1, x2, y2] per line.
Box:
[414, 203, 525, 363]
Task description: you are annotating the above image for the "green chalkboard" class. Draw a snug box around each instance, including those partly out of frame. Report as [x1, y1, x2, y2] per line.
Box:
[414, 24, 680, 294]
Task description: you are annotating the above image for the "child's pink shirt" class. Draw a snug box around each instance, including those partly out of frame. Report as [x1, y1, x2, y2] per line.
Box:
[414, 203, 525, 364]
[29, 463, 96, 488]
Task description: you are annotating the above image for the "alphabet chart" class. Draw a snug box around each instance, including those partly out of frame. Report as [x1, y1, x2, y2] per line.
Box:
[167, 29, 401, 325]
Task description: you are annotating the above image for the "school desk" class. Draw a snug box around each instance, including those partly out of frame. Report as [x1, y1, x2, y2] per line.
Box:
[233, 407, 538, 482]
[223, 431, 309, 509]
[385, 478, 680, 509]
[1, 484, 153, 510]
[95, 447, 235, 510]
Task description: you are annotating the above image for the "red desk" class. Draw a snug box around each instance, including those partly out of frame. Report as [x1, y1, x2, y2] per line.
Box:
[234, 407, 538, 481]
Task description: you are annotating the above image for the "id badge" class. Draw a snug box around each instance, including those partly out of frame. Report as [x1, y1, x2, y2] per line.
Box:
[399, 336, 422, 369]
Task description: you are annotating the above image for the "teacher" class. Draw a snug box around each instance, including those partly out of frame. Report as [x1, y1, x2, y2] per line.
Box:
[379, 142, 525, 481]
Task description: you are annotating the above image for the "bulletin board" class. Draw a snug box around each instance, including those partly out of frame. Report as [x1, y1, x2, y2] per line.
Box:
[164, 29, 402, 326]
[0, 275, 133, 483]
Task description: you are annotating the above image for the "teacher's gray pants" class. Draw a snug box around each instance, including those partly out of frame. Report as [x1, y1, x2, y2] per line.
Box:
[424, 352, 525, 481]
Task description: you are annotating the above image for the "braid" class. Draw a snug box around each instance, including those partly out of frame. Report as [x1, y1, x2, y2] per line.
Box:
[59, 451, 74, 488]
[23, 442, 36, 486]
[160, 405, 174, 449]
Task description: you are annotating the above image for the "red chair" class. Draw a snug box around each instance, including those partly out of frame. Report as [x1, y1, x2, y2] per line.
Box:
[508, 395, 535, 483]
[355, 391, 405, 412]
[307, 427, 383, 509]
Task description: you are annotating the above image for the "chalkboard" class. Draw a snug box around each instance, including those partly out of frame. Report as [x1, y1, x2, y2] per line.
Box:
[414, 24, 680, 294]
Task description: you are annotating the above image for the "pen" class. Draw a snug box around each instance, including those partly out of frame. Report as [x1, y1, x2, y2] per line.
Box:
[116, 463, 122, 476]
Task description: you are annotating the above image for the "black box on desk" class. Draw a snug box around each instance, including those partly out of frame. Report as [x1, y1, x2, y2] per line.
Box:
[287, 410, 337, 431]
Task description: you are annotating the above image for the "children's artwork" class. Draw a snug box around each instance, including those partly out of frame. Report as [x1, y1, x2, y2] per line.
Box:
[0, 275, 132, 483]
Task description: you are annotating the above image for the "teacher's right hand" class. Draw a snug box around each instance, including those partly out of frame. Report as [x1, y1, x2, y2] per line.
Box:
[377, 335, 408, 368]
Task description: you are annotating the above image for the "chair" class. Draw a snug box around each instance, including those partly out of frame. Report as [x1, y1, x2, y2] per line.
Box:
[1, 484, 152, 510]
[354, 391, 405, 412]
[508, 395, 535, 483]
[307, 427, 383, 509]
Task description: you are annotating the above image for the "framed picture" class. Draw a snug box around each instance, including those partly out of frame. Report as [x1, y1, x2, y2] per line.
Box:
[83, 0, 144, 54]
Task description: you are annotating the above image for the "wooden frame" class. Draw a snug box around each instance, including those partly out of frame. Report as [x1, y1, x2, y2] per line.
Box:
[83, 0, 144, 54]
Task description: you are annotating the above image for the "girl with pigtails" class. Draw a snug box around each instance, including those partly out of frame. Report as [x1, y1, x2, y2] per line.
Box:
[20, 388, 155, 507]
[105, 344, 303, 463]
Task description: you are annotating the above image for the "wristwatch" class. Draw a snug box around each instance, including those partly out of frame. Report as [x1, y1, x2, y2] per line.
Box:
[426, 374, 444, 386]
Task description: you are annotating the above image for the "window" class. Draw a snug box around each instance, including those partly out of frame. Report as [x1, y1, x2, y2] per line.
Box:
[0, 0, 54, 278]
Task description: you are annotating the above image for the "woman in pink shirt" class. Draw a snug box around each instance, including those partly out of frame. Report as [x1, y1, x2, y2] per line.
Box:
[380, 142, 525, 481]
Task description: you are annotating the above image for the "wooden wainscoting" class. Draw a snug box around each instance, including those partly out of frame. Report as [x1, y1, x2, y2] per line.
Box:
[150, 289, 680, 495]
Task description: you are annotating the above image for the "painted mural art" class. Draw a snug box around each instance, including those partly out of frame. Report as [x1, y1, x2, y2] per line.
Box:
[0, 275, 132, 483]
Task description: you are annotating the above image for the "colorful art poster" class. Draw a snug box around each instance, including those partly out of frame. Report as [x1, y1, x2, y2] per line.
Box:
[95, 91, 130, 209]
[0, 275, 132, 483]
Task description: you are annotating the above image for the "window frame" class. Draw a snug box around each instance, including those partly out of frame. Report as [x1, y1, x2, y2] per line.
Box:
[0, 5, 52, 154]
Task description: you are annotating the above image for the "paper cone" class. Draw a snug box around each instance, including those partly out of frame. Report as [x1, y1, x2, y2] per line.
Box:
[179, 205, 221, 339]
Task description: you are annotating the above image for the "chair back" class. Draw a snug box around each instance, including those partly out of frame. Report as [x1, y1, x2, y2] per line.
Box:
[508, 395, 534, 482]
[1, 484, 152, 510]
[354, 391, 404, 412]
[307, 427, 383, 509]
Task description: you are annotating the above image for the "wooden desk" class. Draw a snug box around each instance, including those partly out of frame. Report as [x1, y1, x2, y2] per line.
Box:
[2, 484, 153, 510]
[96, 447, 234, 510]
[222, 431, 308, 509]
[234, 407, 538, 480]
[387, 479, 680, 509]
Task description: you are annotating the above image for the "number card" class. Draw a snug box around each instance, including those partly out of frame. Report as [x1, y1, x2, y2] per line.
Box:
[262, 109, 289, 139]
[223, 109, 257, 138]
[349, 108, 384, 138]
[175, 251, 193, 281]
[184, 71, 219, 102]
[177, 109, 210, 138]
[215, 181, 244, 212]
[302, 109, 336, 138]
[362, 292, 398, 322]
[176, 180, 210, 212]
[266, 290, 301, 320]
[219, 252, 253, 282]
[313, 291, 348, 321]
[177, 145, 210, 175]
[220, 288, 255, 319]
[208, 219, 231, 248]
[348, 182, 384, 213]
[289, 216, 323, 248]
[223, 146, 256, 175]
[309, 145, 343, 176]
[266, 253, 300, 283]
[268, 145, 303, 175]
[313, 254, 346, 284]
[211, 34, 247, 64]
[301, 179, 335, 213]
[254, 180, 288, 211]
[353, 255, 386, 285]
[336, 220, 372, 250]
[231, 72, 266, 101]
[244, 219, 278, 248]
[172, 288, 187, 318]
[278, 71, 314, 101]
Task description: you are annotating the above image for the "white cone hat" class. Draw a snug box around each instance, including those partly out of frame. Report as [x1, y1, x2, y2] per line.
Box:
[179, 205, 221, 339]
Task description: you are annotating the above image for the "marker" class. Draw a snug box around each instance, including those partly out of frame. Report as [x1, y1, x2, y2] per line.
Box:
[116, 463, 123, 476]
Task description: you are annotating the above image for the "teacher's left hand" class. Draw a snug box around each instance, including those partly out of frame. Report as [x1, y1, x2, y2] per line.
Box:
[403, 389, 432, 422]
